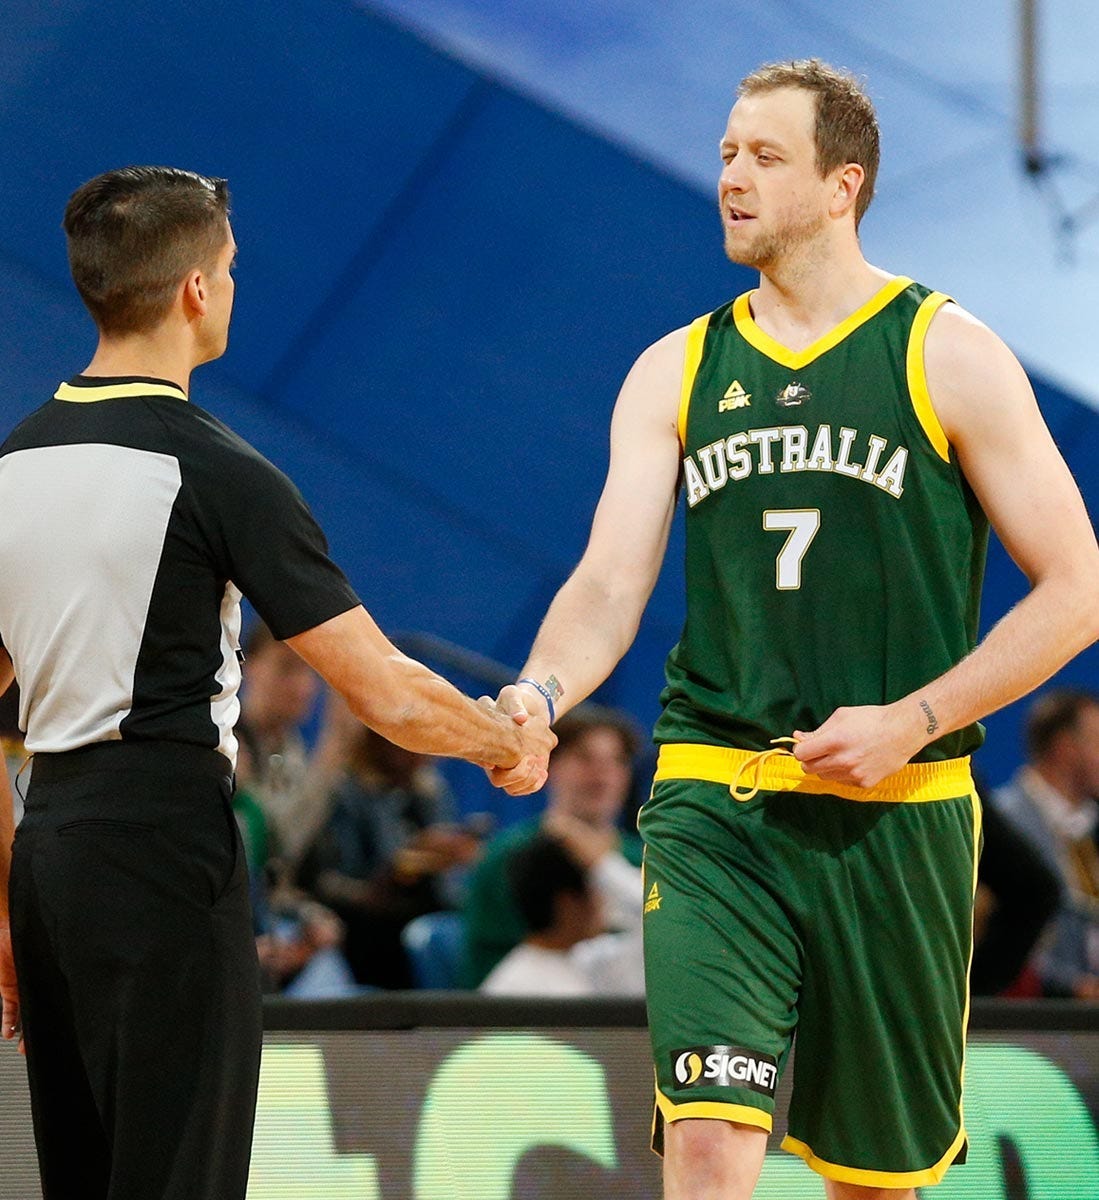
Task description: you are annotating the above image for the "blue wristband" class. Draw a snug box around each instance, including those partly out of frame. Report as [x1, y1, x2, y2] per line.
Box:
[517, 677, 556, 724]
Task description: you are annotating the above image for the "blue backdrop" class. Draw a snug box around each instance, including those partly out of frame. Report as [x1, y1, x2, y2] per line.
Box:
[1, 0, 1095, 807]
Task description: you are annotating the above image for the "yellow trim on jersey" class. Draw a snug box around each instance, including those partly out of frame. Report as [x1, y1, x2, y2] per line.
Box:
[732, 275, 913, 370]
[54, 381, 188, 404]
[906, 290, 952, 462]
[677, 314, 711, 448]
[781, 1125, 967, 1189]
[655, 1086, 773, 1133]
[655, 742, 973, 804]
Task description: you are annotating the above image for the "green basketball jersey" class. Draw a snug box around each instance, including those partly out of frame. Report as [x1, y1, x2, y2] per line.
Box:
[654, 276, 989, 760]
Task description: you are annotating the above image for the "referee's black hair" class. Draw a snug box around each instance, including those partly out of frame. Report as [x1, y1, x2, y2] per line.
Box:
[64, 166, 230, 335]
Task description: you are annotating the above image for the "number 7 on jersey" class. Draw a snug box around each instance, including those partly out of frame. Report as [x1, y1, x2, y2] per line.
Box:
[763, 509, 821, 590]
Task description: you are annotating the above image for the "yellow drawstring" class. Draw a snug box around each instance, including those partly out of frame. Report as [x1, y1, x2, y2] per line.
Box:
[729, 736, 800, 802]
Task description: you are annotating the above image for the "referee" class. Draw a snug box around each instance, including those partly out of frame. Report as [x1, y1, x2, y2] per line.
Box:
[0, 166, 554, 1200]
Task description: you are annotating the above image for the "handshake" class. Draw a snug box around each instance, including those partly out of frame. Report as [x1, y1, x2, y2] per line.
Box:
[477, 679, 560, 797]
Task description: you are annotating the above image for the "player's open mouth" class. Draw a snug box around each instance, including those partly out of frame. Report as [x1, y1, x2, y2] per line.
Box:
[727, 207, 754, 223]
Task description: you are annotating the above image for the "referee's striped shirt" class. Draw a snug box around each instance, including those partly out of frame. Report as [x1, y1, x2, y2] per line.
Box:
[0, 375, 360, 767]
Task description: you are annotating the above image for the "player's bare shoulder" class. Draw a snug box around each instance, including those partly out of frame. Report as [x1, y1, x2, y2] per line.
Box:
[922, 299, 1036, 446]
[612, 324, 692, 437]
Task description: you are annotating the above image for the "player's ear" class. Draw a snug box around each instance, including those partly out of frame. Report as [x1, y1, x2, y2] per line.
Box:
[830, 163, 864, 220]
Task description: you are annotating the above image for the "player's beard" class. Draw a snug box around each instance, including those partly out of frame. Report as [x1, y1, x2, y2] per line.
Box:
[723, 207, 826, 273]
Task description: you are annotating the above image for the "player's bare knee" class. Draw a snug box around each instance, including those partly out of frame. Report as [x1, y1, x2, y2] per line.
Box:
[664, 1118, 767, 1199]
[667, 1115, 761, 1153]
[824, 1181, 917, 1200]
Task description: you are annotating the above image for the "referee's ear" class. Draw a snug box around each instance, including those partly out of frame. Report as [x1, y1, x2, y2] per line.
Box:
[182, 270, 208, 319]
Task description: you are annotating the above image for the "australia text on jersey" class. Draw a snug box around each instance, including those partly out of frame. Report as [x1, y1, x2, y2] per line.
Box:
[684, 422, 909, 509]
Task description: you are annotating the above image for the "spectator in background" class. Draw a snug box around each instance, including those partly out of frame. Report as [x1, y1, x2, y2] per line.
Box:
[970, 778, 1062, 996]
[300, 725, 482, 988]
[229, 722, 358, 997]
[481, 833, 645, 997]
[240, 621, 351, 876]
[230, 724, 270, 910]
[992, 689, 1099, 998]
[462, 705, 643, 988]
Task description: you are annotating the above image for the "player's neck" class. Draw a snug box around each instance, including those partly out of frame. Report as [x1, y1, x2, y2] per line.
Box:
[83, 329, 198, 395]
[752, 246, 890, 351]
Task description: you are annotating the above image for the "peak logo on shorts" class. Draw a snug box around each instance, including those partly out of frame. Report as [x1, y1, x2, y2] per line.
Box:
[670, 1045, 779, 1097]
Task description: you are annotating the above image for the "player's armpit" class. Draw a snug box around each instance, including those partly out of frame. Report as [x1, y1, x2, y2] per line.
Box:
[924, 304, 1099, 603]
[904, 306, 1099, 737]
[517, 327, 687, 713]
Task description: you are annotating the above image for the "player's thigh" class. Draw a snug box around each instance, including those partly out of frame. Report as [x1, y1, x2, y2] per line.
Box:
[641, 779, 801, 1138]
[790, 793, 978, 1184]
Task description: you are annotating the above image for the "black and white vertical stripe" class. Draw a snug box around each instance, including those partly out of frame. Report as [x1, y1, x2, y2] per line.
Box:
[0, 376, 359, 767]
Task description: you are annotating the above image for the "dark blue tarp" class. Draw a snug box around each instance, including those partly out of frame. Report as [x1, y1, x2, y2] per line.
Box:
[0, 0, 1094, 797]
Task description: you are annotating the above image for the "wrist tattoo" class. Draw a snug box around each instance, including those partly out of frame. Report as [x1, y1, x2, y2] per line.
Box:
[543, 674, 564, 703]
[919, 699, 939, 737]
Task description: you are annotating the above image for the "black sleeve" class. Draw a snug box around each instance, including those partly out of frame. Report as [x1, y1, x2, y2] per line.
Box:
[206, 437, 361, 640]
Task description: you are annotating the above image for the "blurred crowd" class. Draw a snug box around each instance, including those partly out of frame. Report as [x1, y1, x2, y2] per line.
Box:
[2, 628, 1098, 1001]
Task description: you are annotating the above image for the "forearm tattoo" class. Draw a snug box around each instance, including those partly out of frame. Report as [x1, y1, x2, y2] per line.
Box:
[919, 699, 939, 737]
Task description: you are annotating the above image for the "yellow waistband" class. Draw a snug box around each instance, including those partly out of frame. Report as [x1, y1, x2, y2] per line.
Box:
[654, 742, 973, 804]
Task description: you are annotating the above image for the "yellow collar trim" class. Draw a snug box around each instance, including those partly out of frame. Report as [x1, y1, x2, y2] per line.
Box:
[732, 275, 913, 370]
[54, 380, 188, 404]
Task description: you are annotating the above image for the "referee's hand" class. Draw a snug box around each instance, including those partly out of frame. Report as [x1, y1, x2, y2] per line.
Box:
[479, 691, 555, 796]
[0, 923, 23, 1055]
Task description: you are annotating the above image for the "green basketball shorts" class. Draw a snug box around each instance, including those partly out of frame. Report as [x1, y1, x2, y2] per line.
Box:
[639, 742, 980, 1190]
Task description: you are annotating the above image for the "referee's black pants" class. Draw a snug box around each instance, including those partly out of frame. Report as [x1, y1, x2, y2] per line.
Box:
[10, 742, 263, 1200]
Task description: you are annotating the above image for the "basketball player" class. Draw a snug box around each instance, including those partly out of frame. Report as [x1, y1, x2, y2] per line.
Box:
[0, 166, 553, 1200]
[489, 60, 1099, 1198]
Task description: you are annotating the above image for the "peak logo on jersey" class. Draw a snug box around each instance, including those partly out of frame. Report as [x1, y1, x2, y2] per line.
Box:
[718, 380, 751, 411]
[776, 382, 811, 407]
[670, 1046, 779, 1096]
[645, 882, 662, 914]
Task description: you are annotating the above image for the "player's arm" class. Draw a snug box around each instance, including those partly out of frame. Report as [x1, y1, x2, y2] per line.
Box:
[796, 304, 1099, 786]
[497, 326, 686, 728]
[286, 606, 554, 792]
[0, 650, 20, 1048]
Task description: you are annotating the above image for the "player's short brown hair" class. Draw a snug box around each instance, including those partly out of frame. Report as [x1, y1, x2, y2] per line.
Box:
[63, 166, 231, 335]
[739, 58, 880, 226]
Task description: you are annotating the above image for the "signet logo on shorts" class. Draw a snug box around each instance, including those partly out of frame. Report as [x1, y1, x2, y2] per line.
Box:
[670, 1045, 779, 1097]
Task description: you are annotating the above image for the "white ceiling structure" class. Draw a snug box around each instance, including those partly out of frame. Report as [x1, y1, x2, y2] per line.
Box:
[371, 0, 1099, 407]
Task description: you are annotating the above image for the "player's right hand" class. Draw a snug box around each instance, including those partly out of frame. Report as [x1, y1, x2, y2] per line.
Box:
[481, 690, 556, 796]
